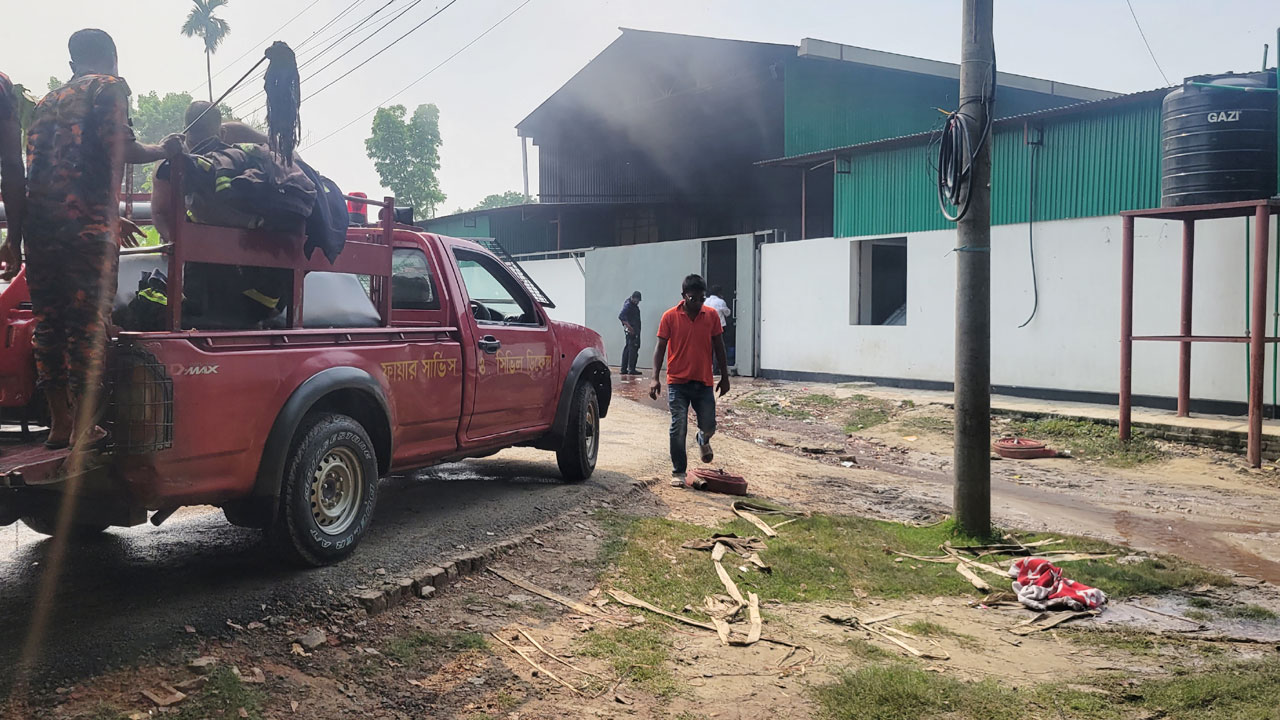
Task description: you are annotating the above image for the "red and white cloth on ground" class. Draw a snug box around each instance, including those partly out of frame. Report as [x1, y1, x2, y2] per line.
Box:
[1008, 557, 1107, 612]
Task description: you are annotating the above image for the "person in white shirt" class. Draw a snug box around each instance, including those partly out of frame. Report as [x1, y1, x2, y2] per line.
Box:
[705, 286, 730, 328]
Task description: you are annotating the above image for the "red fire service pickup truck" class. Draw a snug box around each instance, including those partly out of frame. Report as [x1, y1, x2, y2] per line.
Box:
[0, 185, 610, 566]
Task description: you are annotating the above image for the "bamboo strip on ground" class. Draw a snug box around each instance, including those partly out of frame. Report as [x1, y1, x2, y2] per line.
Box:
[492, 633, 584, 696]
[714, 560, 746, 607]
[609, 589, 808, 652]
[862, 610, 912, 625]
[821, 615, 949, 661]
[732, 504, 778, 537]
[744, 593, 761, 645]
[955, 562, 993, 592]
[517, 629, 609, 680]
[1009, 611, 1097, 636]
[711, 616, 732, 645]
[488, 567, 604, 618]
[711, 542, 728, 563]
[608, 589, 719, 632]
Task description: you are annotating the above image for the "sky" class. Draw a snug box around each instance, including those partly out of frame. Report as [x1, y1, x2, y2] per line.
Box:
[3, 0, 1276, 216]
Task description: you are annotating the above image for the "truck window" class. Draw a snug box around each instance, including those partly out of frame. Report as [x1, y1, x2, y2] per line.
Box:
[453, 249, 541, 326]
[392, 248, 440, 310]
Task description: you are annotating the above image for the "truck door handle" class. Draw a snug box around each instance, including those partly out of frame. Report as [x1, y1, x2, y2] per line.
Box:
[478, 335, 501, 354]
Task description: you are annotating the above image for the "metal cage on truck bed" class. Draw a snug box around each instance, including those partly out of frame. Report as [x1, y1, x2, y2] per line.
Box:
[127, 162, 399, 332]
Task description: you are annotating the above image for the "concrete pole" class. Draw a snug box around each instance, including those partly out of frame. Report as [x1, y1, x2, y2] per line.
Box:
[521, 136, 530, 201]
[953, 0, 994, 537]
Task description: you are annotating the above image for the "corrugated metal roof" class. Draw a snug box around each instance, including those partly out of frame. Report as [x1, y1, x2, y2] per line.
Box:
[760, 87, 1171, 167]
[798, 38, 1116, 102]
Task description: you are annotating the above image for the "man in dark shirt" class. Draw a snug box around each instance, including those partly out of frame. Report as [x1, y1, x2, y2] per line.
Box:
[20, 29, 184, 448]
[618, 290, 642, 376]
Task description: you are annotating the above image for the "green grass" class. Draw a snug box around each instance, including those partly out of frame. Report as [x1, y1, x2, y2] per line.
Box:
[577, 626, 679, 697]
[170, 667, 265, 720]
[898, 620, 982, 651]
[1222, 604, 1277, 621]
[843, 394, 893, 433]
[1185, 609, 1213, 622]
[800, 393, 841, 407]
[845, 638, 895, 661]
[599, 514, 1224, 614]
[1131, 659, 1280, 718]
[737, 394, 811, 420]
[1007, 417, 1163, 467]
[814, 660, 1280, 720]
[813, 665, 1021, 720]
[383, 630, 487, 663]
[1187, 596, 1213, 608]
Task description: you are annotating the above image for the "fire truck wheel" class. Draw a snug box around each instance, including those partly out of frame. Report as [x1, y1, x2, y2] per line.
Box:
[271, 412, 379, 567]
[20, 510, 109, 538]
[556, 381, 600, 482]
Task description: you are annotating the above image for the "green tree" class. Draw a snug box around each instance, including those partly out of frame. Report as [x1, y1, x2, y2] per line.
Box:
[365, 104, 446, 219]
[181, 0, 232, 102]
[46, 76, 62, 92]
[471, 190, 530, 211]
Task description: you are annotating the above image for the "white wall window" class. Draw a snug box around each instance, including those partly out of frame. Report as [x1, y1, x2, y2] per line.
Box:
[850, 238, 907, 326]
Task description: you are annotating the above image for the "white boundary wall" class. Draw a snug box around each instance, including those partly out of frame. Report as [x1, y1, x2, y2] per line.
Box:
[522, 257, 587, 326]
[761, 216, 1280, 404]
[583, 234, 758, 374]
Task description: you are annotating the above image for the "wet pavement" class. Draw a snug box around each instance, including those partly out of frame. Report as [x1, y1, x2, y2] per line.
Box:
[0, 457, 635, 689]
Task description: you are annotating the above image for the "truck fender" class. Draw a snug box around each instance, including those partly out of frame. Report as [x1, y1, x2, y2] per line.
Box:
[550, 348, 611, 439]
[251, 367, 393, 514]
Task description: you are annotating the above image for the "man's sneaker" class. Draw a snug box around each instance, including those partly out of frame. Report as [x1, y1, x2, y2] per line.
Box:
[699, 440, 714, 464]
[670, 472, 687, 488]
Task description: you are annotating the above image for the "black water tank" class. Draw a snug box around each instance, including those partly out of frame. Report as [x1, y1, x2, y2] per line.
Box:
[1161, 71, 1277, 207]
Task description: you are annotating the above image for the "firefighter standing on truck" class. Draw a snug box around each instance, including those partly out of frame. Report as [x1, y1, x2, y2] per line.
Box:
[4, 29, 184, 449]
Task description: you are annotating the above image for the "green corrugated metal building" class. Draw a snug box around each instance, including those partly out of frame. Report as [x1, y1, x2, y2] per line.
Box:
[764, 38, 1165, 239]
[816, 92, 1166, 238]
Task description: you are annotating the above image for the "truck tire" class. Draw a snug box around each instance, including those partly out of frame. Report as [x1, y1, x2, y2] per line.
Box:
[556, 381, 600, 482]
[20, 510, 109, 538]
[270, 412, 379, 567]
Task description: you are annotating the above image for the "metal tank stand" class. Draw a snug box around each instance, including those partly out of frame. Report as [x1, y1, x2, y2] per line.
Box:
[1119, 198, 1280, 467]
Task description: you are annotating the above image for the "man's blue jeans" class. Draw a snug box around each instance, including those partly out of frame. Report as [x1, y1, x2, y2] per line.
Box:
[669, 381, 716, 474]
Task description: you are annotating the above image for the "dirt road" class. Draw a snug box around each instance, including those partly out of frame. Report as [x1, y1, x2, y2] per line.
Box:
[8, 380, 1280, 693]
[0, 460, 637, 687]
[611, 376, 1280, 583]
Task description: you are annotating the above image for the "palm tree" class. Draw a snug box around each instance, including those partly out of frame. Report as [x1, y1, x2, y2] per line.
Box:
[181, 0, 232, 101]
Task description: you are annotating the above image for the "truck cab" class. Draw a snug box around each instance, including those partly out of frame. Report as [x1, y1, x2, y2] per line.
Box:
[0, 181, 610, 565]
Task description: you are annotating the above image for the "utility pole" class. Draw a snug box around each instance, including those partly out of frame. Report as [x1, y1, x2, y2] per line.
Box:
[953, 0, 994, 537]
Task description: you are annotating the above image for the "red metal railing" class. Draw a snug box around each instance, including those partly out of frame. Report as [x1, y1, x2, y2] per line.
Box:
[145, 161, 396, 331]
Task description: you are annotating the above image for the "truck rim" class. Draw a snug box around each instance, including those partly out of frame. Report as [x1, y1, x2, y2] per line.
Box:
[585, 399, 599, 460]
[311, 447, 364, 536]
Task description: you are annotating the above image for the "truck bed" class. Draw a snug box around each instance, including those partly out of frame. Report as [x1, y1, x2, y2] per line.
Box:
[0, 440, 70, 487]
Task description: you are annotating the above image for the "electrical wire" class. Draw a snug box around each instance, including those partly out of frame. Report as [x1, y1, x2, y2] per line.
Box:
[186, 0, 321, 95]
[221, 0, 404, 109]
[304, 0, 533, 150]
[1018, 141, 1039, 328]
[299, 0, 460, 104]
[935, 59, 995, 222]
[224, 0, 406, 111]
[1124, 0, 1171, 86]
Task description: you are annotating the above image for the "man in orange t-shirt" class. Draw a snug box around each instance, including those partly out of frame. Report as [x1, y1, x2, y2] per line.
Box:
[649, 274, 730, 485]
